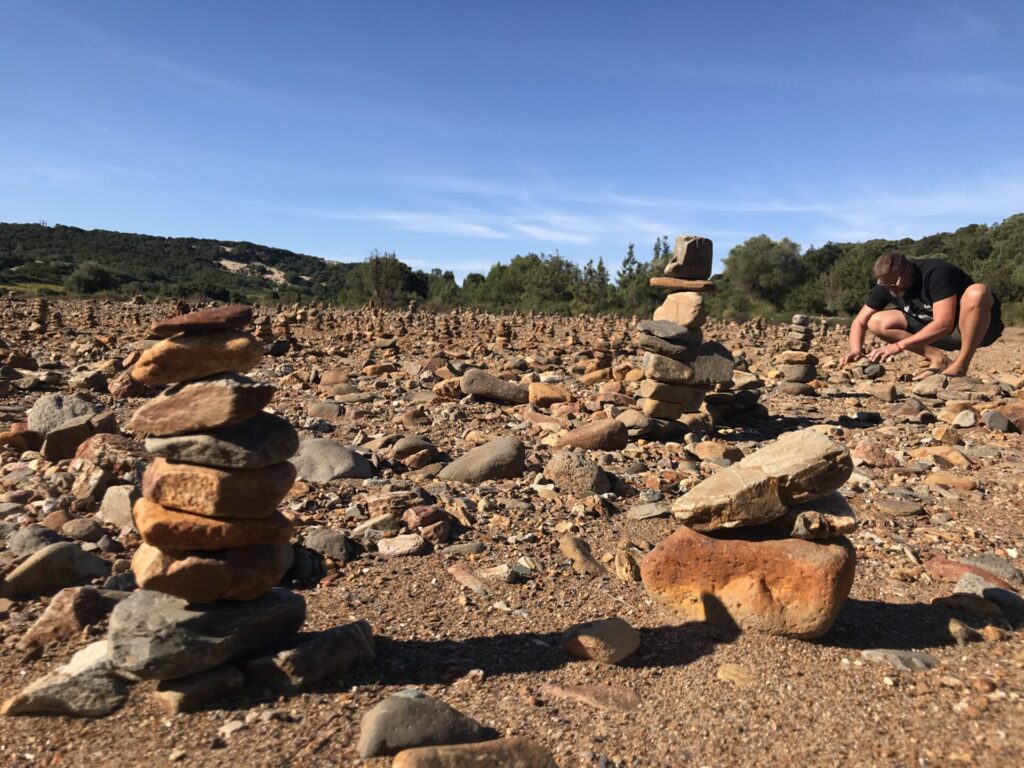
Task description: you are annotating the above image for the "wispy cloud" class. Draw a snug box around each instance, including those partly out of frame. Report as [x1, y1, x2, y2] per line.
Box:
[310, 209, 510, 239]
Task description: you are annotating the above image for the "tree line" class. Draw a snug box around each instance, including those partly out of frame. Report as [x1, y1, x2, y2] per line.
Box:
[2, 216, 1022, 323]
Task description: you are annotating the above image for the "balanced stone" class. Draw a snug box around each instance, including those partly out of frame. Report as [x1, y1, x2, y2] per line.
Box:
[131, 331, 263, 385]
[649, 277, 715, 292]
[664, 235, 713, 280]
[108, 588, 305, 680]
[641, 526, 855, 638]
[150, 305, 254, 337]
[638, 381, 706, 409]
[133, 498, 293, 550]
[142, 458, 296, 518]
[636, 320, 702, 346]
[145, 412, 299, 469]
[689, 343, 734, 386]
[129, 374, 274, 436]
[672, 429, 852, 528]
[770, 491, 859, 540]
[779, 364, 816, 383]
[643, 352, 693, 384]
[638, 398, 689, 420]
[636, 334, 694, 361]
[776, 351, 818, 365]
[652, 292, 706, 328]
[131, 542, 294, 602]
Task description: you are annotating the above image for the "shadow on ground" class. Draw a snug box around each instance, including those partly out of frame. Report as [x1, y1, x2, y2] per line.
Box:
[816, 598, 954, 650]
[353, 620, 740, 687]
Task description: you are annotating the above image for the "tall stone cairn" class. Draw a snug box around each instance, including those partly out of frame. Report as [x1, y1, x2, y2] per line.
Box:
[634, 235, 734, 440]
[775, 314, 818, 396]
[126, 304, 300, 602]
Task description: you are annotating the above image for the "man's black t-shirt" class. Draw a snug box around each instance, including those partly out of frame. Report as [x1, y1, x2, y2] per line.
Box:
[866, 258, 974, 323]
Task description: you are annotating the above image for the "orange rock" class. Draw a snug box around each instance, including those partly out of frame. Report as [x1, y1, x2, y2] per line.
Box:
[923, 471, 978, 490]
[133, 497, 293, 550]
[131, 331, 262, 385]
[527, 382, 570, 408]
[641, 526, 855, 638]
[142, 458, 295, 518]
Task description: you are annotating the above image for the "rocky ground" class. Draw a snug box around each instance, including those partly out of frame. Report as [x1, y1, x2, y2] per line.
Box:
[0, 298, 1022, 767]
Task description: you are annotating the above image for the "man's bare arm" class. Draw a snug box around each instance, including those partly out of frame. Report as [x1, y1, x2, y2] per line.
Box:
[839, 305, 875, 366]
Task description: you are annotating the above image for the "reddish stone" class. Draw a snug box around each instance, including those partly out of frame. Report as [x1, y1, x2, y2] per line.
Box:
[922, 555, 1017, 591]
[150, 305, 253, 337]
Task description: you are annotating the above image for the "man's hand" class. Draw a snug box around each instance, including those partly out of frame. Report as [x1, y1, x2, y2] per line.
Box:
[838, 349, 863, 367]
[868, 343, 902, 364]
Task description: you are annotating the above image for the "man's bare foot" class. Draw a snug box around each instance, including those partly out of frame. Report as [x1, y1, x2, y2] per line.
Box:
[940, 364, 968, 378]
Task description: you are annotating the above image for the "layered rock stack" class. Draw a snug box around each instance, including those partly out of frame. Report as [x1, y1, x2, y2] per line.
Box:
[775, 314, 817, 396]
[126, 304, 299, 602]
[642, 428, 857, 638]
[633, 236, 734, 439]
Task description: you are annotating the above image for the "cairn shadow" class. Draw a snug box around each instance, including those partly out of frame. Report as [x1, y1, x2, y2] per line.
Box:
[332, 620, 739, 689]
[720, 414, 820, 442]
[813, 598, 954, 651]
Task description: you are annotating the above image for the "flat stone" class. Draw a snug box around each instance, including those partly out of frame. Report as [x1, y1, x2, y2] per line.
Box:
[539, 683, 642, 713]
[742, 428, 852, 504]
[638, 397, 689, 420]
[1, 640, 131, 717]
[672, 463, 787, 530]
[2, 542, 110, 599]
[776, 351, 818, 365]
[561, 617, 640, 664]
[643, 352, 693, 384]
[649, 277, 716, 292]
[150, 305, 253, 337]
[129, 374, 274, 436]
[636, 334, 694, 361]
[131, 542, 294, 602]
[775, 381, 816, 396]
[133, 497, 293, 550]
[527, 382, 569, 408]
[438, 437, 526, 484]
[664, 235, 713, 280]
[641, 527, 855, 638]
[636, 320, 702, 345]
[459, 369, 528, 404]
[131, 331, 263, 385]
[291, 438, 374, 482]
[652, 292, 706, 328]
[145, 412, 299, 469]
[638, 380, 706, 407]
[377, 534, 429, 557]
[545, 449, 610, 496]
[555, 419, 628, 451]
[626, 502, 669, 519]
[143, 458, 296, 518]
[357, 693, 492, 758]
[27, 393, 103, 436]
[154, 665, 244, 714]
[861, 649, 937, 672]
[392, 737, 557, 768]
[240, 620, 375, 693]
[108, 588, 305, 680]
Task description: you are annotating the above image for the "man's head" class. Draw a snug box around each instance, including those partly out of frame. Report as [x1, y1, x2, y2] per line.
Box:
[873, 251, 912, 297]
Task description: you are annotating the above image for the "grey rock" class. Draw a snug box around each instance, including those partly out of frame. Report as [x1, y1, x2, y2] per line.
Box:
[438, 437, 526, 484]
[544, 449, 610, 497]
[0, 502, 26, 518]
[635, 320, 702, 345]
[664, 235, 712, 280]
[643, 352, 693, 384]
[145, 412, 299, 469]
[861, 649, 937, 672]
[5, 524, 65, 558]
[780, 364, 817, 383]
[959, 554, 1023, 589]
[61, 518, 105, 543]
[108, 588, 306, 680]
[689, 342, 735, 387]
[2, 542, 110, 599]
[0, 640, 132, 717]
[292, 438, 374, 482]
[357, 693, 492, 758]
[240, 620, 375, 693]
[97, 485, 138, 531]
[636, 334, 693, 361]
[154, 665, 244, 714]
[303, 528, 358, 563]
[27, 393, 103, 436]
[626, 502, 669, 520]
[982, 410, 1011, 432]
[460, 369, 528, 405]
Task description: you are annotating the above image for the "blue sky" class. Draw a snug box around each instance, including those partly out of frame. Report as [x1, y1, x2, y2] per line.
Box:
[2, 1, 1022, 280]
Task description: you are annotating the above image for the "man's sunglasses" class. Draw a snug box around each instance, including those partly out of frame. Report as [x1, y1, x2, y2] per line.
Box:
[877, 268, 907, 290]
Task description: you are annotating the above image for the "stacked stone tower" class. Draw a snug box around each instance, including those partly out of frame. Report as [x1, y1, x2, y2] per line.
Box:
[633, 235, 733, 438]
[126, 305, 299, 601]
[775, 314, 817, 396]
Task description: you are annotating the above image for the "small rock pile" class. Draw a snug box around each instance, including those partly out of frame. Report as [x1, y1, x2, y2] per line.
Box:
[633, 235, 734, 440]
[642, 428, 858, 638]
[775, 314, 818, 396]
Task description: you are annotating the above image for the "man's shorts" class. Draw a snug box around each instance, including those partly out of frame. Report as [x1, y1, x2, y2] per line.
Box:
[903, 297, 1004, 352]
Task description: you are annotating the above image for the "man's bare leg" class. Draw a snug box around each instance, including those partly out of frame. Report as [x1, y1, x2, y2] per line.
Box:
[866, 310, 950, 369]
[942, 284, 993, 377]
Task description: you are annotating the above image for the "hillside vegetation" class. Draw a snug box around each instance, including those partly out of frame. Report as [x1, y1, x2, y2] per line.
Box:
[2, 216, 1022, 323]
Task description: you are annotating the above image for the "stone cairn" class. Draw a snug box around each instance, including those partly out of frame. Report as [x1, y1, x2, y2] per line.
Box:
[633, 235, 734, 440]
[775, 313, 817, 396]
[641, 428, 858, 638]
